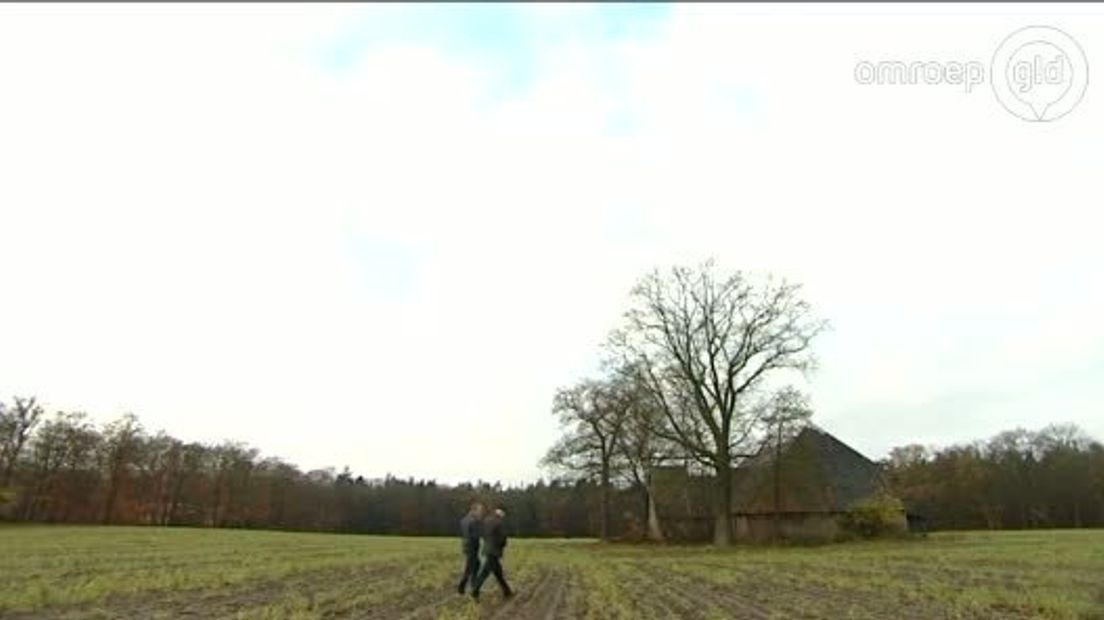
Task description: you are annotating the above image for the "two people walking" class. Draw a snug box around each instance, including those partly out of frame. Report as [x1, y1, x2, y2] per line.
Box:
[457, 501, 513, 600]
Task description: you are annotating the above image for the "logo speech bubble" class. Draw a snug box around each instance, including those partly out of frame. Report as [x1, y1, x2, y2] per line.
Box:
[991, 26, 1088, 122]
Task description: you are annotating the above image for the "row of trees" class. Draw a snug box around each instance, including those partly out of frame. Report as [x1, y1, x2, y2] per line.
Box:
[3, 403, 1101, 537]
[0, 397, 606, 535]
[886, 424, 1104, 529]
[5, 262, 1101, 539]
[543, 262, 826, 545]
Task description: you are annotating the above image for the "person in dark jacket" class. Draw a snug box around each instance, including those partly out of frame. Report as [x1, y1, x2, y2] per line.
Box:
[457, 501, 485, 594]
[471, 506, 513, 600]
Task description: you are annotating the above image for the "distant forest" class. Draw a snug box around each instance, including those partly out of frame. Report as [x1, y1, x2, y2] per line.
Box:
[2, 396, 1103, 536]
[887, 423, 1104, 530]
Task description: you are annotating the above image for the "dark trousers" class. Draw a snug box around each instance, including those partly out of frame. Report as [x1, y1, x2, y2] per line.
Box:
[472, 554, 511, 595]
[458, 551, 480, 592]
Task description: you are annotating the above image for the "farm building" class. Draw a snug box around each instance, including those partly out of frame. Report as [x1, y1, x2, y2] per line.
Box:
[650, 426, 906, 542]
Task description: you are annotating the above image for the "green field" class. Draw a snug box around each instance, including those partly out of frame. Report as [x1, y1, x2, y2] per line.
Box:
[1, 526, 1102, 619]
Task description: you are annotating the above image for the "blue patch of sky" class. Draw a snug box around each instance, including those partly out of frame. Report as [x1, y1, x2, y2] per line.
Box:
[314, 4, 671, 98]
[316, 6, 672, 301]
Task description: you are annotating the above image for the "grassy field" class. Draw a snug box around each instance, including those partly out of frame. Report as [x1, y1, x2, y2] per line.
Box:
[0, 526, 1102, 619]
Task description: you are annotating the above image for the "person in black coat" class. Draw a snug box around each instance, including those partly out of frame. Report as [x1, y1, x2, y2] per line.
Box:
[457, 501, 485, 594]
[471, 506, 513, 600]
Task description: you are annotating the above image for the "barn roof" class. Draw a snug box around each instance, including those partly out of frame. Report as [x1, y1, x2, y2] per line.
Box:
[730, 426, 886, 514]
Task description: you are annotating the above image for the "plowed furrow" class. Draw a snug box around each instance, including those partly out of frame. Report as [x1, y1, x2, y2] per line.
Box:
[641, 564, 770, 620]
[3, 563, 408, 620]
[487, 566, 551, 620]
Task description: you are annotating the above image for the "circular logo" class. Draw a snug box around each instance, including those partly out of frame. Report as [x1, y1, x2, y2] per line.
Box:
[991, 26, 1088, 122]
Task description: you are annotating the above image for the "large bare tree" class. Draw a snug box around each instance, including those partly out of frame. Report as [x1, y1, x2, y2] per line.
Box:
[542, 378, 629, 540]
[608, 261, 826, 545]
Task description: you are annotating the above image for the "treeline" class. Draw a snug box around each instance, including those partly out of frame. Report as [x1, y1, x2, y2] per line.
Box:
[3, 395, 1103, 537]
[885, 424, 1104, 529]
[0, 397, 604, 536]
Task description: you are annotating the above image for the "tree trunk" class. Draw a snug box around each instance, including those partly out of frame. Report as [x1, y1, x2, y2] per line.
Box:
[713, 462, 733, 546]
[21, 478, 46, 521]
[772, 422, 782, 542]
[645, 479, 665, 542]
[102, 473, 120, 525]
[210, 482, 222, 527]
[167, 475, 184, 525]
[599, 463, 611, 540]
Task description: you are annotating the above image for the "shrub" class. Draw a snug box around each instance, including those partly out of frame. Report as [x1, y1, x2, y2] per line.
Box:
[840, 492, 907, 538]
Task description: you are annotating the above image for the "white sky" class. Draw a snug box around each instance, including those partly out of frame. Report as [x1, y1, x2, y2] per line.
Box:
[1, 4, 1102, 484]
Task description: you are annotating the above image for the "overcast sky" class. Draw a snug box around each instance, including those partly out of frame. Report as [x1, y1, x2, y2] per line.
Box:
[1, 4, 1101, 485]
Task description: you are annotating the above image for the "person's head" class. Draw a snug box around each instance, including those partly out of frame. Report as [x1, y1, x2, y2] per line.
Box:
[493, 507, 506, 519]
[469, 501, 485, 518]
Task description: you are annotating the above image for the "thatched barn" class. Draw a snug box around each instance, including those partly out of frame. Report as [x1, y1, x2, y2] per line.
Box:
[651, 426, 905, 542]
